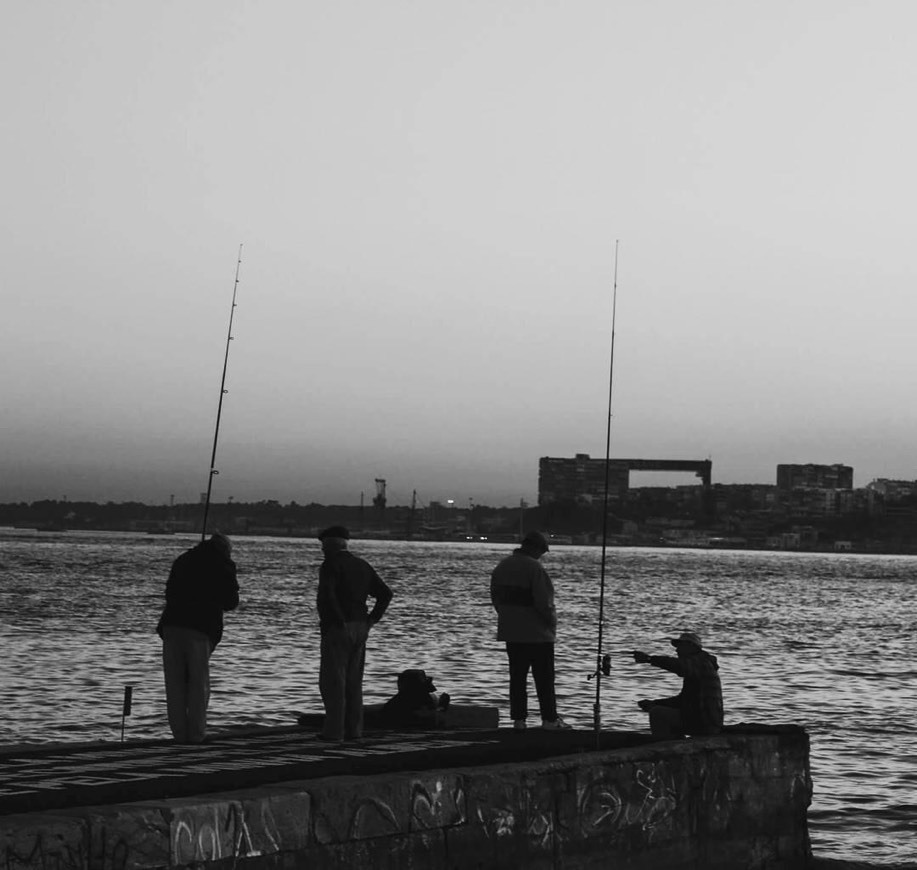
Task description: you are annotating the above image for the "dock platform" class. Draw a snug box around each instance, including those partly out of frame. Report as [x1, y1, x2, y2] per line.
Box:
[0, 723, 812, 869]
[0, 722, 650, 817]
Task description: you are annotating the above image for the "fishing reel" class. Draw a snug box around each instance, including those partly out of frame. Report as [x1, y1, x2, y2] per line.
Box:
[587, 654, 612, 680]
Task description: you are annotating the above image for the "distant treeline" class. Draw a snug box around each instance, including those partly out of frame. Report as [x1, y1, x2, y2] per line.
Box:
[0, 498, 537, 537]
[2, 493, 917, 552]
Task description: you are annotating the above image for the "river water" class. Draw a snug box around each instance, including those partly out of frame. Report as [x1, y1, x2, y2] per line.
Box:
[0, 529, 914, 863]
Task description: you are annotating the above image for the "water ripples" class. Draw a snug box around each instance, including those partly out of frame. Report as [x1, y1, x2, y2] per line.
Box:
[0, 531, 915, 861]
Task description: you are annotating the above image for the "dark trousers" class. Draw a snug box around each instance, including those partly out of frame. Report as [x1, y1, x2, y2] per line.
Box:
[505, 641, 557, 722]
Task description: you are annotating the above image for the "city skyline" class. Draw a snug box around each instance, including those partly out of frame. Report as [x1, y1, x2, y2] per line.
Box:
[4, 4, 917, 508]
[4, 453, 912, 510]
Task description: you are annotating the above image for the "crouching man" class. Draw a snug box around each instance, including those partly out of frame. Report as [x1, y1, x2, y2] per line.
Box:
[632, 630, 723, 738]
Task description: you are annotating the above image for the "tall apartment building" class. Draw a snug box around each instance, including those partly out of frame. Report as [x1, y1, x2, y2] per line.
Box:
[776, 463, 853, 491]
[539, 454, 713, 505]
[538, 454, 629, 505]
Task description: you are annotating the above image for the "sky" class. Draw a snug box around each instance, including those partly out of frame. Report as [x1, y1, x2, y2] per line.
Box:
[3, 1, 917, 508]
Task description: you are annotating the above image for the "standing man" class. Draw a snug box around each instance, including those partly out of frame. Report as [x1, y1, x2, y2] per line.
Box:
[157, 532, 239, 744]
[490, 531, 570, 731]
[316, 525, 393, 742]
[632, 630, 723, 738]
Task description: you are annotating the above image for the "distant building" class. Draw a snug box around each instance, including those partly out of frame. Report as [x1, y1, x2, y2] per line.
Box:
[538, 454, 628, 505]
[538, 454, 712, 505]
[866, 478, 917, 501]
[776, 463, 853, 491]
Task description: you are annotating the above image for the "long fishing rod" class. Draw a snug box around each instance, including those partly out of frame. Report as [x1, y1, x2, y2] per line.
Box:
[200, 244, 243, 542]
[593, 239, 619, 746]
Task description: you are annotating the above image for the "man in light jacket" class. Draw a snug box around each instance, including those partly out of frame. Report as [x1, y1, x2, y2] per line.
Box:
[490, 531, 570, 731]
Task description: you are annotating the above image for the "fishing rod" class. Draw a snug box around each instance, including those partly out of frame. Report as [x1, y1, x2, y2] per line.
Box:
[200, 244, 243, 542]
[593, 239, 619, 747]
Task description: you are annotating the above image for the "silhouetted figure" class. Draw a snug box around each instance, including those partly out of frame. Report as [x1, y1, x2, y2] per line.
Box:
[316, 526, 393, 742]
[632, 630, 723, 738]
[157, 533, 239, 743]
[490, 531, 570, 731]
[379, 669, 450, 728]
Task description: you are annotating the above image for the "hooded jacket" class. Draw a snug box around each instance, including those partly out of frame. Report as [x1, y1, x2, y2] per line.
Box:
[490, 548, 557, 643]
[648, 649, 723, 735]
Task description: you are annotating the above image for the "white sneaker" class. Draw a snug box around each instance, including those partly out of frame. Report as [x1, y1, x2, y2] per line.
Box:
[541, 716, 572, 730]
[513, 719, 527, 731]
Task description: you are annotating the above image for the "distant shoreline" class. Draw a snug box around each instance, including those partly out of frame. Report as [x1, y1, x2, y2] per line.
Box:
[3, 524, 917, 557]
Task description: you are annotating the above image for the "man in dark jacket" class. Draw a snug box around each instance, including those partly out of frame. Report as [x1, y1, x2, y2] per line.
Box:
[632, 630, 723, 737]
[316, 526, 393, 742]
[490, 531, 570, 731]
[157, 533, 239, 743]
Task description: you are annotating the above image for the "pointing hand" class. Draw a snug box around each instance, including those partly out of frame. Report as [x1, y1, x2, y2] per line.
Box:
[633, 650, 650, 664]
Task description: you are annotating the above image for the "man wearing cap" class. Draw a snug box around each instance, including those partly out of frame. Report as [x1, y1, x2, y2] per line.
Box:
[156, 533, 239, 744]
[315, 526, 393, 742]
[490, 531, 570, 731]
[632, 630, 723, 738]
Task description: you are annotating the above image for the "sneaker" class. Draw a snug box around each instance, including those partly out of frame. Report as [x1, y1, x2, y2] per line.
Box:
[541, 717, 572, 730]
[513, 719, 527, 731]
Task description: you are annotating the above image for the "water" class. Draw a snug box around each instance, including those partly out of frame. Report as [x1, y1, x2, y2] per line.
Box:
[0, 529, 914, 863]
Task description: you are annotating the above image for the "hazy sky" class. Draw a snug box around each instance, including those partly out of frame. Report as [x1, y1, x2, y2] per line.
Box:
[4, 2, 916, 508]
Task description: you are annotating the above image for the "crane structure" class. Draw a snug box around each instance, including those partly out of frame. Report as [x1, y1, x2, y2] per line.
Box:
[373, 478, 387, 511]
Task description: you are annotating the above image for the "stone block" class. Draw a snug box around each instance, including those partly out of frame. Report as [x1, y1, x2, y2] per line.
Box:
[77, 804, 170, 870]
[310, 774, 410, 845]
[407, 772, 466, 831]
[0, 813, 89, 870]
[700, 834, 789, 870]
[380, 829, 448, 870]
[696, 761, 738, 834]
[456, 765, 570, 870]
[463, 768, 524, 840]
[443, 817, 495, 868]
[465, 766, 564, 843]
[569, 758, 688, 843]
[440, 705, 499, 730]
[724, 749, 755, 781]
[165, 788, 310, 868]
[298, 830, 447, 870]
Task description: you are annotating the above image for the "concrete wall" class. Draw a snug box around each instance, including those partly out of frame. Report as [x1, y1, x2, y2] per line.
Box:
[1, 728, 812, 870]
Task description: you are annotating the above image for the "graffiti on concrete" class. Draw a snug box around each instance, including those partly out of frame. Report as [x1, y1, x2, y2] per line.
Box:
[350, 798, 400, 840]
[477, 804, 516, 838]
[3, 832, 87, 870]
[634, 766, 678, 827]
[578, 762, 677, 839]
[411, 776, 466, 831]
[524, 790, 554, 850]
[473, 777, 556, 849]
[2, 822, 141, 870]
[173, 799, 288, 866]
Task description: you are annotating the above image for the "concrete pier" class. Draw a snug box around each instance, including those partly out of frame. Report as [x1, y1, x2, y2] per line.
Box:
[0, 723, 811, 869]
